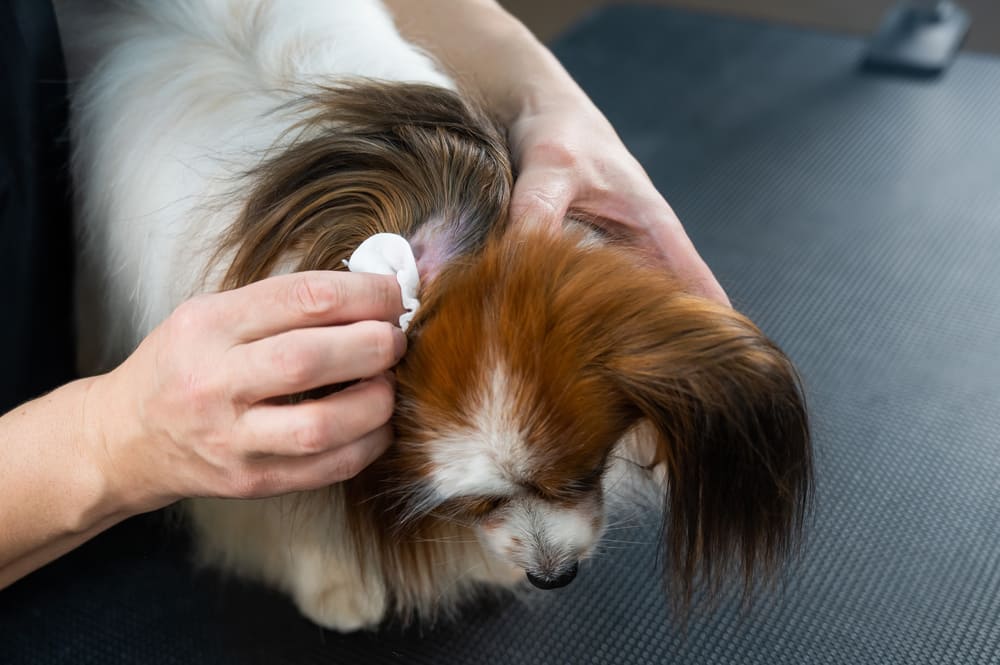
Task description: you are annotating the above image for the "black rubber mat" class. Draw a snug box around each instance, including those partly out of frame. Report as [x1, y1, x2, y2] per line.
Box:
[4, 6, 1000, 664]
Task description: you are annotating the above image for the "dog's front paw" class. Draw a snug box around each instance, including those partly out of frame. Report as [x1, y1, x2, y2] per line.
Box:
[294, 581, 388, 632]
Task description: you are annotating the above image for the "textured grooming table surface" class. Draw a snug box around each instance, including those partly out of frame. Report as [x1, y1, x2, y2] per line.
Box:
[4, 6, 1000, 664]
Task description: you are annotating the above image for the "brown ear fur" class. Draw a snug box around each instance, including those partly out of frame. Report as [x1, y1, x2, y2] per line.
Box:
[605, 289, 813, 605]
[216, 80, 512, 289]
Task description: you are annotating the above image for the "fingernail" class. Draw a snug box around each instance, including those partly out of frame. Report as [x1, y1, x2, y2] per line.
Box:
[392, 327, 407, 361]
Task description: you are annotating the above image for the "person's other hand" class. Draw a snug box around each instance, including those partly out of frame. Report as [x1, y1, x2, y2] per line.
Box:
[86, 271, 406, 513]
[508, 93, 730, 307]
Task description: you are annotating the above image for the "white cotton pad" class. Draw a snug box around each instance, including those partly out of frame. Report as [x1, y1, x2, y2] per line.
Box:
[346, 233, 421, 331]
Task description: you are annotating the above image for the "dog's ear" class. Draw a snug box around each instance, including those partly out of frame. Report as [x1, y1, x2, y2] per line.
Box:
[605, 293, 812, 605]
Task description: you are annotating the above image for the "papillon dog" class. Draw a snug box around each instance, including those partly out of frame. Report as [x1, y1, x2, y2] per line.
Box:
[57, 0, 812, 631]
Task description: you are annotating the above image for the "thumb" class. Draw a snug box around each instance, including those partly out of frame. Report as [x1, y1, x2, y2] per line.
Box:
[509, 167, 575, 233]
[649, 222, 732, 307]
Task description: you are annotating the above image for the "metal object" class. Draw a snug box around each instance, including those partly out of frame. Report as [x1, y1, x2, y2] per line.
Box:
[864, 0, 970, 75]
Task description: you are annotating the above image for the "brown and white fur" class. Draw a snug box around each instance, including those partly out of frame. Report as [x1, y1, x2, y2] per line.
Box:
[56, 0, 812, 631]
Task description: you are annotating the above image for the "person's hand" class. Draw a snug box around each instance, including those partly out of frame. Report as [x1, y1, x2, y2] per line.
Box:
[85, 271, 407, 514]
[508, 93, 730, 307]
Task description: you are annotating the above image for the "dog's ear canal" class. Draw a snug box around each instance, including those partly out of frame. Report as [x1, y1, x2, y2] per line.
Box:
[606, 294, 813, 608]
[408, 220, 464, 286]
[408, 234, 443, 286]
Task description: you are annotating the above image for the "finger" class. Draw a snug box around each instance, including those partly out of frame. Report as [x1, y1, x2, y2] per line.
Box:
[647, 217, 731, 307]
[229, 321, 406, 404]
[575, 175, 732, 307]
[509, 166, 576, 232]
[238, 424, 394, 497]
[686, 267, 730, 307]
[276, 423, 393, 488]
[234, 375, 396, 457]
[211, 271, 406, 342]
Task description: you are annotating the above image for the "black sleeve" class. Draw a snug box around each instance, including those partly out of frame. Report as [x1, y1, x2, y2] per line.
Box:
[0, 0, 76, 413]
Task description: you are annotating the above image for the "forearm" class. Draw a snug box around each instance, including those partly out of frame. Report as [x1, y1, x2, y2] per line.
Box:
[0, 514, 125, 590]
[384, 0, 589, 123]
[0, 377, 147, 589]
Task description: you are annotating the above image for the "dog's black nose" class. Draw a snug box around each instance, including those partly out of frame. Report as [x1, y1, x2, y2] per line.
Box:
[526, 562, 579, 590]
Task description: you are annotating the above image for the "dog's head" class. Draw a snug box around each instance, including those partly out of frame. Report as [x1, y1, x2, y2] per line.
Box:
[221, 80, 811, 604]
[379, 228, 812, 598]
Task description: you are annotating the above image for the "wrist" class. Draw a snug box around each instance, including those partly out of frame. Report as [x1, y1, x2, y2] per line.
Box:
[490, 37, 589, 128]
[77, 372, 173, 529]
[477, 8, 593, 126]
[386, 0, 588, 127]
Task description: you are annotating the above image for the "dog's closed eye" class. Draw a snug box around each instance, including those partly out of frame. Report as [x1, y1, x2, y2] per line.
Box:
[434, 496, 510, 522]
[465, 496, 509, 518]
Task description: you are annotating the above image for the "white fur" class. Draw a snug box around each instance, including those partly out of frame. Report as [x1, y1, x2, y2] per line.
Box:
[56, 0, 451, 371]
[478, 497, 602, 579]
[428, 367, 529, 501]
[425, 365, 609, 581]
